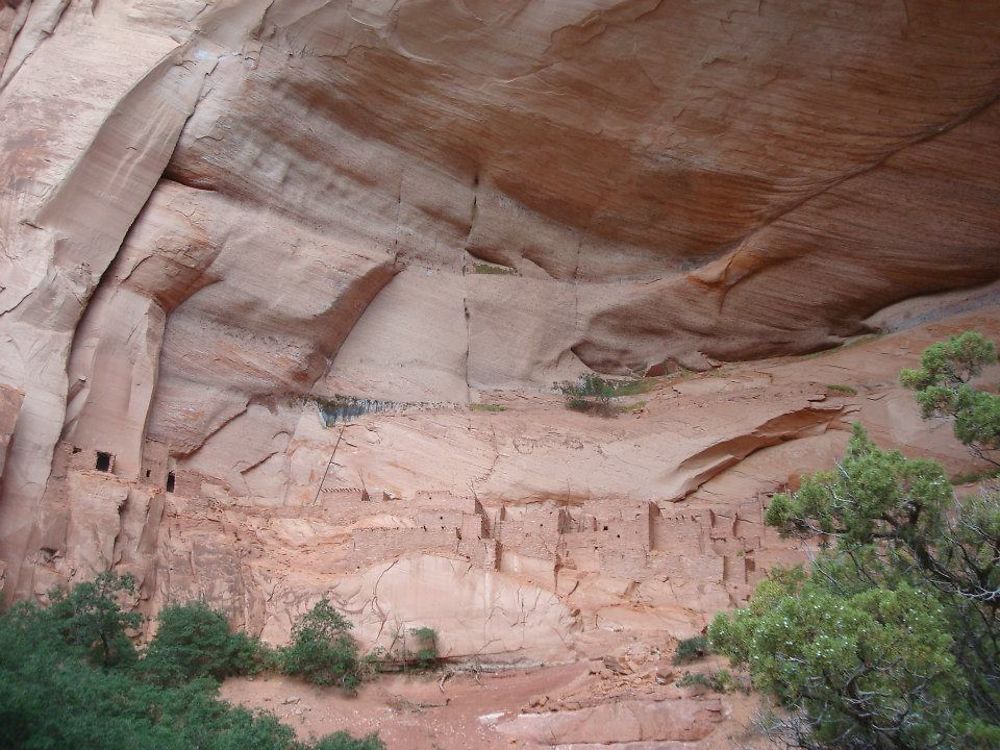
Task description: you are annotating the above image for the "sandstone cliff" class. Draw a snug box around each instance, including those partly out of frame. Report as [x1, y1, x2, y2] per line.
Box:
[1, 2, 999, 747]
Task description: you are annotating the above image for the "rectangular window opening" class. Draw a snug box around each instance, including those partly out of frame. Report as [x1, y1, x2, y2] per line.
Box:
[166, 471, 176, 493]
[95, 451, 112, 472]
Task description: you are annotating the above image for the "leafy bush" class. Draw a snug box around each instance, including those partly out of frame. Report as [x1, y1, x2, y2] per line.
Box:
[711, 423, 1000, 750]
[141, 601, 267, 686]
[0, 577, 382, 750]
[279, 598, 362, 691]
[672, 634, 710, 664]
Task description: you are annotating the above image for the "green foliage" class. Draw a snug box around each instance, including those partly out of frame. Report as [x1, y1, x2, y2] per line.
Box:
[763, 423, 953, 544]
[0, 577, 382, 750]
[279, 598, 362, 691]
[141, 601, 267, 686]
[899, 331, 996, 391]
[46, 571, 142, 667]
[713, 425, 1000, 750]
[409, 626, 440, 670]
[471, 262, 517, 275]
[311, 733, 385, 750]
[677, 669, 736, 693]
[825, 384, 858, 396]
[364, 626, 441, 673]
[672, 634, 710, 664]
[470, 403, 506, 413]
[901, 331, 999, 466]
[950, 467, 1000, 485]
[555, 374, 648, 416]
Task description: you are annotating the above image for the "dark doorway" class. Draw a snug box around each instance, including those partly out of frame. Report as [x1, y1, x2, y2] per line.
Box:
[166, 472, 176, 493]
[95, 452, 112, 472]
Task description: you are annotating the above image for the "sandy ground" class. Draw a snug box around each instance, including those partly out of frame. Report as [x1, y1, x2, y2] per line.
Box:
[222, 659, 769, 749]
[223, 664, 589, 749]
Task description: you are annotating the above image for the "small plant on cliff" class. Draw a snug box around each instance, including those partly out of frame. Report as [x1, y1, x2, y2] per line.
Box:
[677, 669, 736, 693]
[470, 402, 506, 413]
[672, 634, 710, 664]
[279, 598, 362, 691]
[410, 626, 440, 670]
[556, 374, 648, 416]
[471, 261, 518, 275]
[825, 383, 858, 396]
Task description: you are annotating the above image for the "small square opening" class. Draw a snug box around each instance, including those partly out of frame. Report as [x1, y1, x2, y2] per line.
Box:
[95, 452, 112, 472]
[166, 471, 176, 493]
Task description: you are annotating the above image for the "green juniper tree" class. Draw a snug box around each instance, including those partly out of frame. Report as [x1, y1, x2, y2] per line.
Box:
[46, 571, 142, 667]
[278, 598, 362, 691]
[900, 330, 999, 467]
[709, 332, 1000, 750]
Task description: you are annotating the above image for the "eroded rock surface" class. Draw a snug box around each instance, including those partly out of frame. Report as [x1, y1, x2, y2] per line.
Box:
[2, 2, 1000, 748]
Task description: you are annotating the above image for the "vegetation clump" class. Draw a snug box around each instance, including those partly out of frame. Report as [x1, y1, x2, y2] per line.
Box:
[278, 598, 363, 691]
[408, 626, 440, 670]
[470, 403, 506, 413]
[677, 669, 738, 693]
[365, 625, 441, 673]
[825, 383, 858, 396]
[471, 262, 518, 275]
[950, 466, 1000, 486]
[140, 601, 266, 686]
[0, 576, 383, 750]
[555, 373, 649, 416]
[672, 634, 710, 665]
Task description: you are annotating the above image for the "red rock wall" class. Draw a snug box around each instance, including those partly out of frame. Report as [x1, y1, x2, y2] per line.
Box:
[0, 0, 999, 671]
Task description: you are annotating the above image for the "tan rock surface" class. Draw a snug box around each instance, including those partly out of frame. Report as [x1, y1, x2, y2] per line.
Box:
[1, 2, 1000, 747]
[0, 384, 24, 489]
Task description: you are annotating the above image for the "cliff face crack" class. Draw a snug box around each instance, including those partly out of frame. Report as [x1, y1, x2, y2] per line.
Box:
[370, 557, 400, 641]
[462, 296, 472, 395]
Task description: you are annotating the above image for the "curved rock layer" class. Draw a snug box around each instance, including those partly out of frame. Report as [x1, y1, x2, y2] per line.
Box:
[0, 0, 999, 723]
